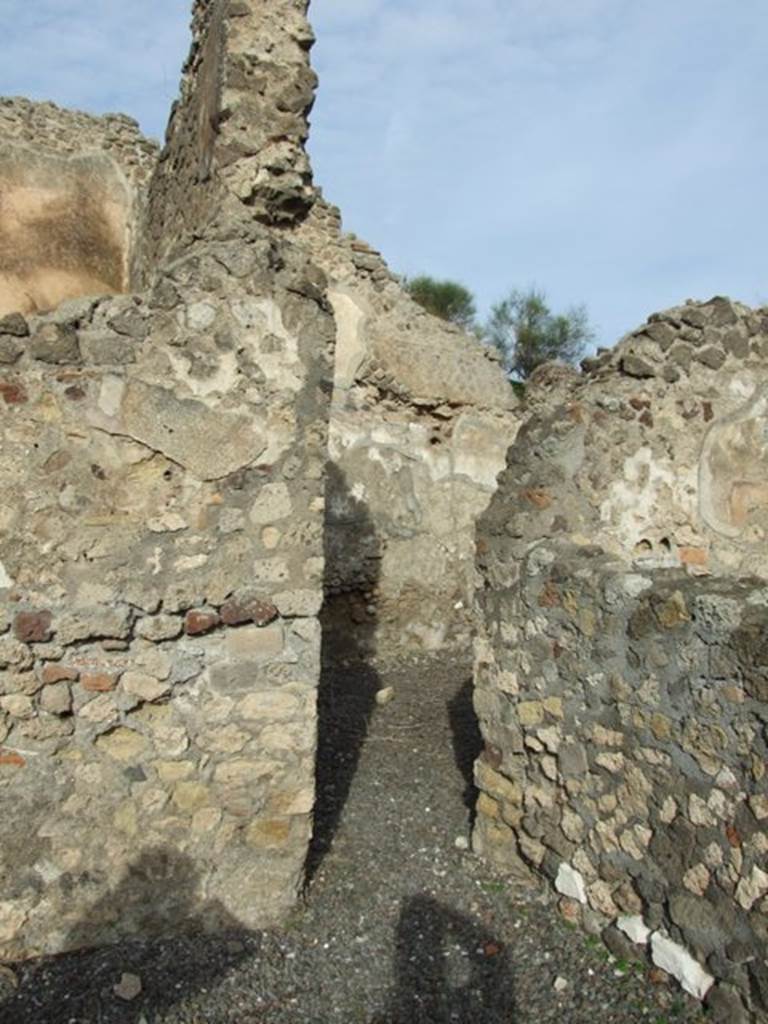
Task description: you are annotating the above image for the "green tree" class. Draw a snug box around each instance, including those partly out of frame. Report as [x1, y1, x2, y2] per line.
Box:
[406, 275, 477, 331]
[487, 287, 594, 380]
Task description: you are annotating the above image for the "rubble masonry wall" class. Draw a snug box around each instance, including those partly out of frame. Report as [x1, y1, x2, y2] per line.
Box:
[0, 0, 334, 957]
[474, 297, 768, 1020]
[297, 198, 519, 654]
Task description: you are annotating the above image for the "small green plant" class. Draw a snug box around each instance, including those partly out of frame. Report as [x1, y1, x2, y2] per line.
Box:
[487, 285, 595, 380]
[405, 275, 477, 331]
[479, 879, 507, 894]
[584, 934, 611, 961]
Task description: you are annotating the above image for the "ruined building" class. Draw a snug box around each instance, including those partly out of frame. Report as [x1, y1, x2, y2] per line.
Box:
[0, 0, 514, 959]
[0, 1, 765, 1020]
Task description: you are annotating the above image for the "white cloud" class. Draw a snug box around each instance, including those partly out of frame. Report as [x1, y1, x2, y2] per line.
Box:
[1, 0, 766, 340]
[310, 0, 768, 341]
[0, 0, 190, 138]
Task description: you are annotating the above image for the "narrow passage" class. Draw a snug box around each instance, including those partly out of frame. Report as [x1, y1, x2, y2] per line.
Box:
[1, 655, 706, 1024]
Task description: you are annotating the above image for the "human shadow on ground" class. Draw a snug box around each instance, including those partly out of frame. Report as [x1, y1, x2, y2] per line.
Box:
[0, 847, 252, 1024]
[447, 677, 484, 827]
[376, 894, 517, 1023]
[305, 462, 382, 883]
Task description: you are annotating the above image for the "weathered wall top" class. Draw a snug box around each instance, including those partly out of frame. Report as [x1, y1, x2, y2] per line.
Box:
[0, 97, 158, 189]
[144, 0, 318, 271]
[297, 197, 515, 412]
[485, 297, 768, 585]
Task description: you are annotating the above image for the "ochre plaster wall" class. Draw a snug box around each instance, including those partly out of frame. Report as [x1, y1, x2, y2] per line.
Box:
[0, 150, 132, 317]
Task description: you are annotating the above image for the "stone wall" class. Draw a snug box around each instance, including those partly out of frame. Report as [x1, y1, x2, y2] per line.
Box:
[143, 0, 317, 273]
[144, 0, 518, 657]
[0, 0, 335, 957]
[0, 244, 333, 960]
[474, 548, 767, 1019]
[0, 98, 157, 190]
[0, 0, 521, 962]
[0, 99, 157, 316]
[473, 297, 768, 1020]
[575, 297, 768, 577]
[297, 198, 519, 654]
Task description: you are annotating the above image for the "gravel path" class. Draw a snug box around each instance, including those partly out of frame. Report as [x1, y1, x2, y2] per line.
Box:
[1, 654, 707, 1024]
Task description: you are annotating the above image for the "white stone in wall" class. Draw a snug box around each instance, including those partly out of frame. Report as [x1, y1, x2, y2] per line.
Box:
[735, 866, 768, 910]
[650, 932, 714, 1000]
[622, 574, 653, 599]
[186, 301, 218, 330]
[617, 915, 651, 946]
[555, 863, 587, 904]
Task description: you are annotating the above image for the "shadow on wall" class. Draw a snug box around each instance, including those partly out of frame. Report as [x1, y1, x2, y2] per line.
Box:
[448, 679, 484, 826]
[0, 847, 252, 1024]
[305, 462, 381, 883]
[376, 895, 517, 1023]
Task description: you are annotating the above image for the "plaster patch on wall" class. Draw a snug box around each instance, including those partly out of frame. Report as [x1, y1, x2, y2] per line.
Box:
[118, 380, 266, 481]
[700, 389, 768, 541]
[98, 375, 125, 417]
[599, 446, 691, 550]
[0, 148, 133, 317]
[328, 288, 367, 391]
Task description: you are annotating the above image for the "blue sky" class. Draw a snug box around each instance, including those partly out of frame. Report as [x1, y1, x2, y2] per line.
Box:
[1, 1, 766, 347]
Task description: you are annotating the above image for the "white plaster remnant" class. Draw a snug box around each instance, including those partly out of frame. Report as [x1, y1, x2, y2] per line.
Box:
[452, 412, 517, 488]
[168, 348, 239, 397]
[650, 932, 714, 1000]
[555, 863, 587, 904]
[600, 446, 692, 551]
[118, 381, 267, 481]
[327, 288, 367, 391]
[527, 546, 556, 577]
[0, 561, 13, 588]
[622, 574, 653, 598]
[617, 915, 651, 946]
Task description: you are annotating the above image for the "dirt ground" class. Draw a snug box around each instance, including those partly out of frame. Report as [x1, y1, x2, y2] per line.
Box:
[0, 654, 707, 1024]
